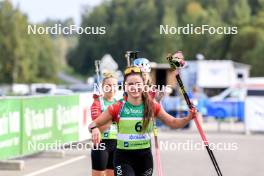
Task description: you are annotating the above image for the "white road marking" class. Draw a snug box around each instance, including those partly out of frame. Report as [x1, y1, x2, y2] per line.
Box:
[24, 155, 86, 176]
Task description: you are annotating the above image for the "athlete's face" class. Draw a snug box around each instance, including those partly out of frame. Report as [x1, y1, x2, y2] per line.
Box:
[125, 74, 144, 99]
[103, 77, 117, 98]
[142, 73, 150, 84]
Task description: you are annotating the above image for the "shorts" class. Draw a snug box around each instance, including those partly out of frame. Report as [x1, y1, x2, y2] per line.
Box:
[114, 148, 153, 176]
[91, 139, 117, 171]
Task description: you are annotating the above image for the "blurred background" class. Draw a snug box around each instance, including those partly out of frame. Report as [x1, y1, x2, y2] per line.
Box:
[0, 0, 264, 175]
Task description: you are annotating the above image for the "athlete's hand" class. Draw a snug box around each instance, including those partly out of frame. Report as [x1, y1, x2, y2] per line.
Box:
[93, 93, 103, 99]
[92, 128, 101, 145]
[188, 107, 197, 120]
[173, 51, 184, 60]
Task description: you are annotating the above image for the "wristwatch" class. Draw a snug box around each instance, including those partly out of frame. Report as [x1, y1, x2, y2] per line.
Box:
[88, 122, 98, 133]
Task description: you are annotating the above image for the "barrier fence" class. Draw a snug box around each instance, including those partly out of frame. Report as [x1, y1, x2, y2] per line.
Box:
[1, 92, 264, 160]
[0, 93, 93, 160]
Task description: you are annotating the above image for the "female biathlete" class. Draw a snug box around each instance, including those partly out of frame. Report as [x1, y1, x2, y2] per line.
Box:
[89, 66, 197, 176]
[90, 73, 118, 176]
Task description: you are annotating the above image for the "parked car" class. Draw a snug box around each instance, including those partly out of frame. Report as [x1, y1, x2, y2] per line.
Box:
[31, 83, 73, 95]
[206, 78, 264, 121]
[206, 87, 245, 121]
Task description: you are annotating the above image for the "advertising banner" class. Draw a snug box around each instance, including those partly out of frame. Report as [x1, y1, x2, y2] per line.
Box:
[21, 95, 80, 155]
[245, 97, 264, 132]
[0, 98, 21, 160]
[78, 93, 93, 141]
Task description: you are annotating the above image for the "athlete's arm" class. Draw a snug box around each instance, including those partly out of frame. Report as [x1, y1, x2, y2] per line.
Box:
[90, 99, 112, 132]
[156, 106, 196, 129]
[98, 121, 112, 132]
[90, 109, 114, 144]
[93, 109, 114, 127]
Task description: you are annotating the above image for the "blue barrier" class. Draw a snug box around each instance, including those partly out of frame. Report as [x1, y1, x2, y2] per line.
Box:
[206, 101, 245, 121]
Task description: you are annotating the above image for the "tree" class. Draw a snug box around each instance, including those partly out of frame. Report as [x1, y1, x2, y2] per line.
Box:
[149, 0, 182, 61]
[0, 0, 58, 83]
[68, 0, 161, 75]
[67, 0, 264, 76]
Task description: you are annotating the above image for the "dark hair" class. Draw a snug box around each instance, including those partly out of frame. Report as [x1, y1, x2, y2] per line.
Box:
[123, 72, 154, 132]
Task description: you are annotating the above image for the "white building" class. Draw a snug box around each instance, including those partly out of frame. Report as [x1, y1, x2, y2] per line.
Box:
[150, 60, 251, 96]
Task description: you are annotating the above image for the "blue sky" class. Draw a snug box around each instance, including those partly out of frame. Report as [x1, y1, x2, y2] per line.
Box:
[10, 0, 103, 25]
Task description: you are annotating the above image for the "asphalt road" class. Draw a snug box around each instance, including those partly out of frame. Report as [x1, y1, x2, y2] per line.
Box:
[0, 124, 264, 176]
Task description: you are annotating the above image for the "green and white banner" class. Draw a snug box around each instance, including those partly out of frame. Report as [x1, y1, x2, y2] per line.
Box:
[0, 93, 93, 160]
[0, 99, 21, 160]
[21, 95, 80, 155]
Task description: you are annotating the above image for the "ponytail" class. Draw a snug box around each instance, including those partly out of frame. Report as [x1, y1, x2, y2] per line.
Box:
[142, 91, 154, 132]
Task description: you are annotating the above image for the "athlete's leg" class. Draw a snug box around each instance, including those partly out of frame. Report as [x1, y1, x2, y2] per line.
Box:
[114, 150, 135, 176]
[134, 149, 153, 176]
[92, 170, 105, 176]
[105, 169, 114, 176]
[105, 140, 117, 176]
[105, 146, 114, 176]
[91, 145, 109, 176]
[105, 150, 114, 176]
[114, 164, 135, 176]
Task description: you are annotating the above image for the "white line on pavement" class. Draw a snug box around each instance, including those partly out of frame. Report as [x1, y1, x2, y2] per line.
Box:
[24, 155, 87, 176]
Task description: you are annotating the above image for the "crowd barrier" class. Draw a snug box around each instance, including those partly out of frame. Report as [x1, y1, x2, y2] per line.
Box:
[0, 93, 93, 160]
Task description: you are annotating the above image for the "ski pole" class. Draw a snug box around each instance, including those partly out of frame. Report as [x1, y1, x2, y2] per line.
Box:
[153, 121, 163, 176]
[125, 51, 139, 67]
[94, 60, 104, 106]
[166, 52, 223, 176]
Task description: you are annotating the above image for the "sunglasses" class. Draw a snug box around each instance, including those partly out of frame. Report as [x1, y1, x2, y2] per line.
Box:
[124, 66, 141, 75]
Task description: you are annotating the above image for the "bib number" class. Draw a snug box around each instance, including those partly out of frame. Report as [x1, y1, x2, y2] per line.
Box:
[135, 121, 142, 132]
